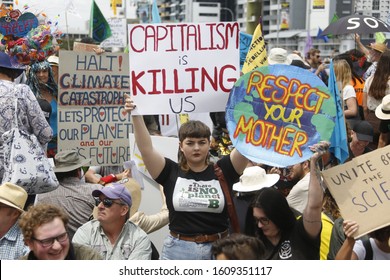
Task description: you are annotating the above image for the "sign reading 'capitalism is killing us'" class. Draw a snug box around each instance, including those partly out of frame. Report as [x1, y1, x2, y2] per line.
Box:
[226, 64, 336, 167]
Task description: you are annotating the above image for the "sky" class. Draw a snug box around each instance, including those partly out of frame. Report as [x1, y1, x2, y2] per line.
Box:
[15, 0, 116, 34]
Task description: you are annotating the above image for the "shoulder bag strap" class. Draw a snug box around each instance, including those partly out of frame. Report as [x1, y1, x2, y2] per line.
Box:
[363, 238, 373, 260]
[214, 163, 240, 233]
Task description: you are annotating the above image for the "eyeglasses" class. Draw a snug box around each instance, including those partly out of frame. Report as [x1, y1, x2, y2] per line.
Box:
[254, 217, 270, 225]
[94, 197, 125, 208]
[32, 232, 68, 247]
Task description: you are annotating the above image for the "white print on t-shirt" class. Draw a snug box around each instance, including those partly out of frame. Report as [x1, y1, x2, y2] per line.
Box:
[279, 240, 292, 259]
[172, 177, 225, 213]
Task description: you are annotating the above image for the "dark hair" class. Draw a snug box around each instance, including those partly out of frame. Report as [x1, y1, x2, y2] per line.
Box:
[0, 66, 22, 80]
[251, 188, 296, 232]
[211, 233, 265, 260]
[178, 120, 211, 171]
[333, 51, 364, 83]
[369, 50, 390, 100]
[369, 225, 390, 243]
[80, 37, 95, 44]
[55, 169, 79, 180]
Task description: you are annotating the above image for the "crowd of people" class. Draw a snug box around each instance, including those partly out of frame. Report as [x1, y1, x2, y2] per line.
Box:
[1, 32, 390, 261]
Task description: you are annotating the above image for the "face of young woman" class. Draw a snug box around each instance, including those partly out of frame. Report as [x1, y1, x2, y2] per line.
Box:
[180, 137, 210, 166]
[36, 69, 49, 84]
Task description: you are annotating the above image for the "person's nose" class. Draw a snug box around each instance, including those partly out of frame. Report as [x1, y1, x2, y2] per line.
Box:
[51, 239, 62, 250]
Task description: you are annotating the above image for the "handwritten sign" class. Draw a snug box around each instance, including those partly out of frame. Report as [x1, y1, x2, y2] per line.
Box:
[100, 18, 127, 48]
[322, 146, 390, 238]
[58, 51, 131, 166]
[226, 64, 336, 167]
[0, 12, 38, 37]
[128, 22, 240, 115]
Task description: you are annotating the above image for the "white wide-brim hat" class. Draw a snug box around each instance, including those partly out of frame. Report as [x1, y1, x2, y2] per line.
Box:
[233, 166, 280, 192]
[267, 48, 292, 65]
[375, 95, 390, 120]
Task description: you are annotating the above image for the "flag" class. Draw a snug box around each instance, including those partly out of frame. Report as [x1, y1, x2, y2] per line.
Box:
[375, 32, 386, 44]
[239, 32, 252, 70]
[90, 0, 112, 43]
[304, 30, 313, 58]
[66, 0, 81, 18]
[317, 27, 329, 43]
[327, 13, 339, 38]
[328, 60, 349, 164]
[241, 21, 267, 74]
[152, 0, 161, 23]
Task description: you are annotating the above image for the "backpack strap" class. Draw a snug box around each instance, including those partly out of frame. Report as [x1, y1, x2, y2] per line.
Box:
[363, 239, 373, 260]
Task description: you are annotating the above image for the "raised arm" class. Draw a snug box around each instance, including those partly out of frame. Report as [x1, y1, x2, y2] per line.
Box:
[302, 141, 329, 238]
[229, 148, 249, 175]
[124, 94, 165, 179]
[335, 220, 359, 260]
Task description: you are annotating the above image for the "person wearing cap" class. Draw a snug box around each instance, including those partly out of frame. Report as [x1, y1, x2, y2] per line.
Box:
[18, 204, 102, 260]
[363, 50, 390, 148]
[249, 141, 330, 260]
[36, 150, 102, 239]
[27, 59, 58, 157]
[72, 183, 152, 260]
[346, 121, 374, 161]
[0, 183, 29, 259]
[0, 52, 53, 184]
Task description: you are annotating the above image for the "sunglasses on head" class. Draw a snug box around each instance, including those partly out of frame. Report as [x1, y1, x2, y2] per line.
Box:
[94, 197, 125, 208]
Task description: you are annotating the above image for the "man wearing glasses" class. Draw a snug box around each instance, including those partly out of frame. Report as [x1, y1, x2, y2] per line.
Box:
[18, 204, 102, 260]
[305, 48, 329, 86]
[73, 183, 152, 260]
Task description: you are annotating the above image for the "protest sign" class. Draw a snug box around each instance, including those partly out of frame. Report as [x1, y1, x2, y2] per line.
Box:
[0, 12, 38, 37]
[322, 146, 390, 238]
[58, 51, 131, 166]
[128, 22, 240, 115]
[100, 18, 127, 48]
[226, 64, 336, 167]
[129, 133, 179, 179]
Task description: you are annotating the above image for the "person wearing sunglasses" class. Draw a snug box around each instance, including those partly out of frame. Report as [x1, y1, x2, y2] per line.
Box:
[248, 141, 330, 260]
[18, 204, 102, 260]
[72, 183, 152, 260]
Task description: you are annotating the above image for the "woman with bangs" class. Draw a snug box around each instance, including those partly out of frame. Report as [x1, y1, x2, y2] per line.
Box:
[124, 94, 248, 260]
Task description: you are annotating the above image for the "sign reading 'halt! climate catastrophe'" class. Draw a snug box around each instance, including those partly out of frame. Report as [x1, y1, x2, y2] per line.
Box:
[58, 51, 131, 166]
[128, 22, 240, 115]
[226, 64, 336, 167]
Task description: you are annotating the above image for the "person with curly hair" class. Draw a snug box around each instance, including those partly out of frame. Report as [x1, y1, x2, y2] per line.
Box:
[18, 204, 102, 260]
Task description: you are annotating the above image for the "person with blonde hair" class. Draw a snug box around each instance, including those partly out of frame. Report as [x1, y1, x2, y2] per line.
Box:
[333, 59, 360, 127]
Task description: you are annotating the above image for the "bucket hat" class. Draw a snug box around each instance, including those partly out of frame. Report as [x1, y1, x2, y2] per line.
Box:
[54, 150, 91, 173]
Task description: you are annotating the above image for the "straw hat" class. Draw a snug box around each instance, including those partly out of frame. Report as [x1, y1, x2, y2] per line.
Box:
[233, 166, 280, 192]
[367, 42, 388, 53]
[0, 183, 28, 212]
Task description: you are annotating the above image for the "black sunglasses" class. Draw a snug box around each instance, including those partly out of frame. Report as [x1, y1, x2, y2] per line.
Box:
[94, 197, 124, 208]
